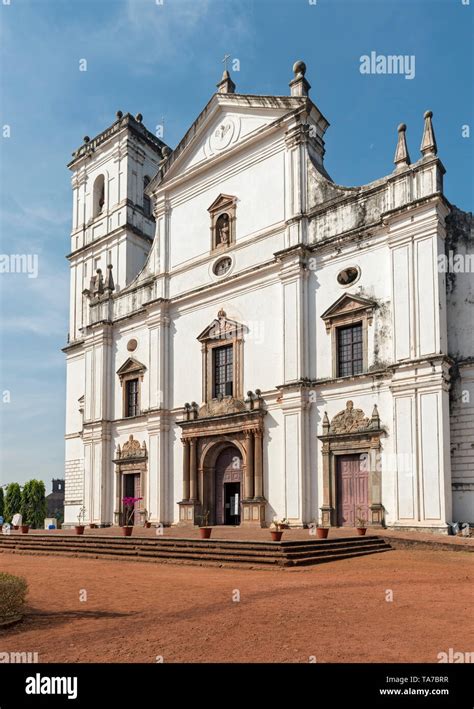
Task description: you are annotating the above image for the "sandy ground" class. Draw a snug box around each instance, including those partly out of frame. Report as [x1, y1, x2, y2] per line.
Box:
[1, 548, 472, 663]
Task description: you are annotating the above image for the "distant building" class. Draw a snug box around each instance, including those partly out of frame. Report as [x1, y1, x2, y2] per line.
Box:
[46, 479, 65, 519]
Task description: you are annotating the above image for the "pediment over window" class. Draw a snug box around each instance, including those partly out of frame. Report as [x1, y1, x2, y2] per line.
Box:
[197, 308, 247, 343]
[320, 294, 376, 333]
[116, 357, 147, 382]
[207, 194, 237, 214]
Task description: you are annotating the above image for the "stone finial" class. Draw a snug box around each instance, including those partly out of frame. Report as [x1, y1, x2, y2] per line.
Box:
[216, 69, 236, 95]
[420, 110, 437, 157]
[104, 264, 115, 294]
[135, 113, 143, 123]
[93, 268, 104, 296]
[116, 110, 123, 119]
[322, 411, 330, 434]
[289, 60, 311, 97]
[370, 404, 380, 429]
[83, 136, 90, 143]
[393, 123, 410, 169]
[217, 308, 226, 319]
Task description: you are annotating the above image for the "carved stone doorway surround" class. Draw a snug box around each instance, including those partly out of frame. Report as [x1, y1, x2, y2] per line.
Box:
[177, 394, 267, 527]
[317, 401, 385, 527]
[112, 434, 148, 526]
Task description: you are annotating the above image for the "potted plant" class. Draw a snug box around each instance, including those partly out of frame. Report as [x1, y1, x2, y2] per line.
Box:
[89, 523, 98, 529]
[198, 510, 212, 539]
[75, 506, 86, 535]
[122, 497, 142, 536]
[20, 524, 29, 534]
[270, 518, 285, 542]
[316, 515, 329, 539]
[355, 509, 368, 536]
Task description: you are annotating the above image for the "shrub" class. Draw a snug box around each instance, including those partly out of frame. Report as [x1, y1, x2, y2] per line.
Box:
[0, 487, 4, 519]
[4, 483, 21, 524]
[0, 573, 28, 624]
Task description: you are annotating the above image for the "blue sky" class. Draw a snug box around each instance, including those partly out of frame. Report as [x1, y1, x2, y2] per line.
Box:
[0, 0, 472, 492]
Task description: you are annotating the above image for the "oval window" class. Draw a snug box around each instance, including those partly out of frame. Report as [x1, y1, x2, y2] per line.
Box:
[337, 266, 360, 286]
[213, 257, 232, 276]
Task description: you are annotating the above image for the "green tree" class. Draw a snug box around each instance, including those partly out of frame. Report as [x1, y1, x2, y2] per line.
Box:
[4, 483, 22, 523]
[20, 480, 46, 529]
[0, 488, 4, 519]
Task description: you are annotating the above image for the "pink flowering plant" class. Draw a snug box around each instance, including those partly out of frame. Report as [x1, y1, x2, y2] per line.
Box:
[122, 497, 142, 526]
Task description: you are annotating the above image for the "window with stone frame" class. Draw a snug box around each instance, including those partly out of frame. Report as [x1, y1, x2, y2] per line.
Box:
[197, 309, 246, 403]
[320, 293, 375, 379]
[125, 378, 139, 417]
[117, 357, 146, 419]
[337, 323, 363, 377]
[213, 344, 233, 397]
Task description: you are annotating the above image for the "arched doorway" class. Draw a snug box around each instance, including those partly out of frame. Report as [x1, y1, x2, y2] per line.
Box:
[214, 446, 242, 525]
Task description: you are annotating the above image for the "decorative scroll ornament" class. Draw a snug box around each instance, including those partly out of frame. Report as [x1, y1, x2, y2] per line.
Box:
[118, 434, 147, 459]
[326, 400, 380, 435]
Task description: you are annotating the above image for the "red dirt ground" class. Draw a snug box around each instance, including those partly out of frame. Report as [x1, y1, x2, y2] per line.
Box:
[1, 548, 472, 663]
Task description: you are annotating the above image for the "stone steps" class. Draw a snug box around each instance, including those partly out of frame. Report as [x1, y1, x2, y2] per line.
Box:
[0, 533, 391, 568]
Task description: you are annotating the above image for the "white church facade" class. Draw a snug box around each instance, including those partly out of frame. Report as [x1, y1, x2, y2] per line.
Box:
[63, 62, 473, 532]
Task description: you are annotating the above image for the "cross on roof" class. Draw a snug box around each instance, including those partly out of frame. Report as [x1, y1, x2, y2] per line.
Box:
[222, 54, 231, 71]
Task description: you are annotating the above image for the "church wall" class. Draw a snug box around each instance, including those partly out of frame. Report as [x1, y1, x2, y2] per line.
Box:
[445, 208, 474, 360]
[168, 230, 284, 300]
[170, 279, 283, 408]
[168, 138, 285, 270]
[310, 241, 392, 379]
[450, 367, 474, 522]
[112, 325, 151, 415]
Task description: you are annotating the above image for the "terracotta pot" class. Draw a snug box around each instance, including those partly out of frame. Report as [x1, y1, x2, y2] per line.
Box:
[271, 530, 283, 542]
[20, 525, 29, 534]
[317, 527, 329, 539]
[199, 527, 212, 539]
[122, 526, 133, 537]
[357, 527, 367, 536]
[145, 522, 151, 529]
[75, 525, 85, 535]
[12, 525, 19, 531]
[89, 523, 97, 529]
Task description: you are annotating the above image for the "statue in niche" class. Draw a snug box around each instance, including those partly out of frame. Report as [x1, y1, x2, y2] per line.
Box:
[216, 213, 230, 246]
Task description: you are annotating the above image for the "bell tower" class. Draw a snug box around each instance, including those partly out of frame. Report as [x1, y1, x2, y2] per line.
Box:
[67, 111, 169, 342]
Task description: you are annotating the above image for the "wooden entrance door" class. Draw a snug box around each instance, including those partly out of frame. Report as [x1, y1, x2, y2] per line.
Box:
[336, 455, 369, 527]
[123, 473, 141, 525]
[215, 447, 242, 525]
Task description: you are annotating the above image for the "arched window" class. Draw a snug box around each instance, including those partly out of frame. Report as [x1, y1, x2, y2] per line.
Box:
[143, 176, 152, 218]
[93, 174, 105, 217]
